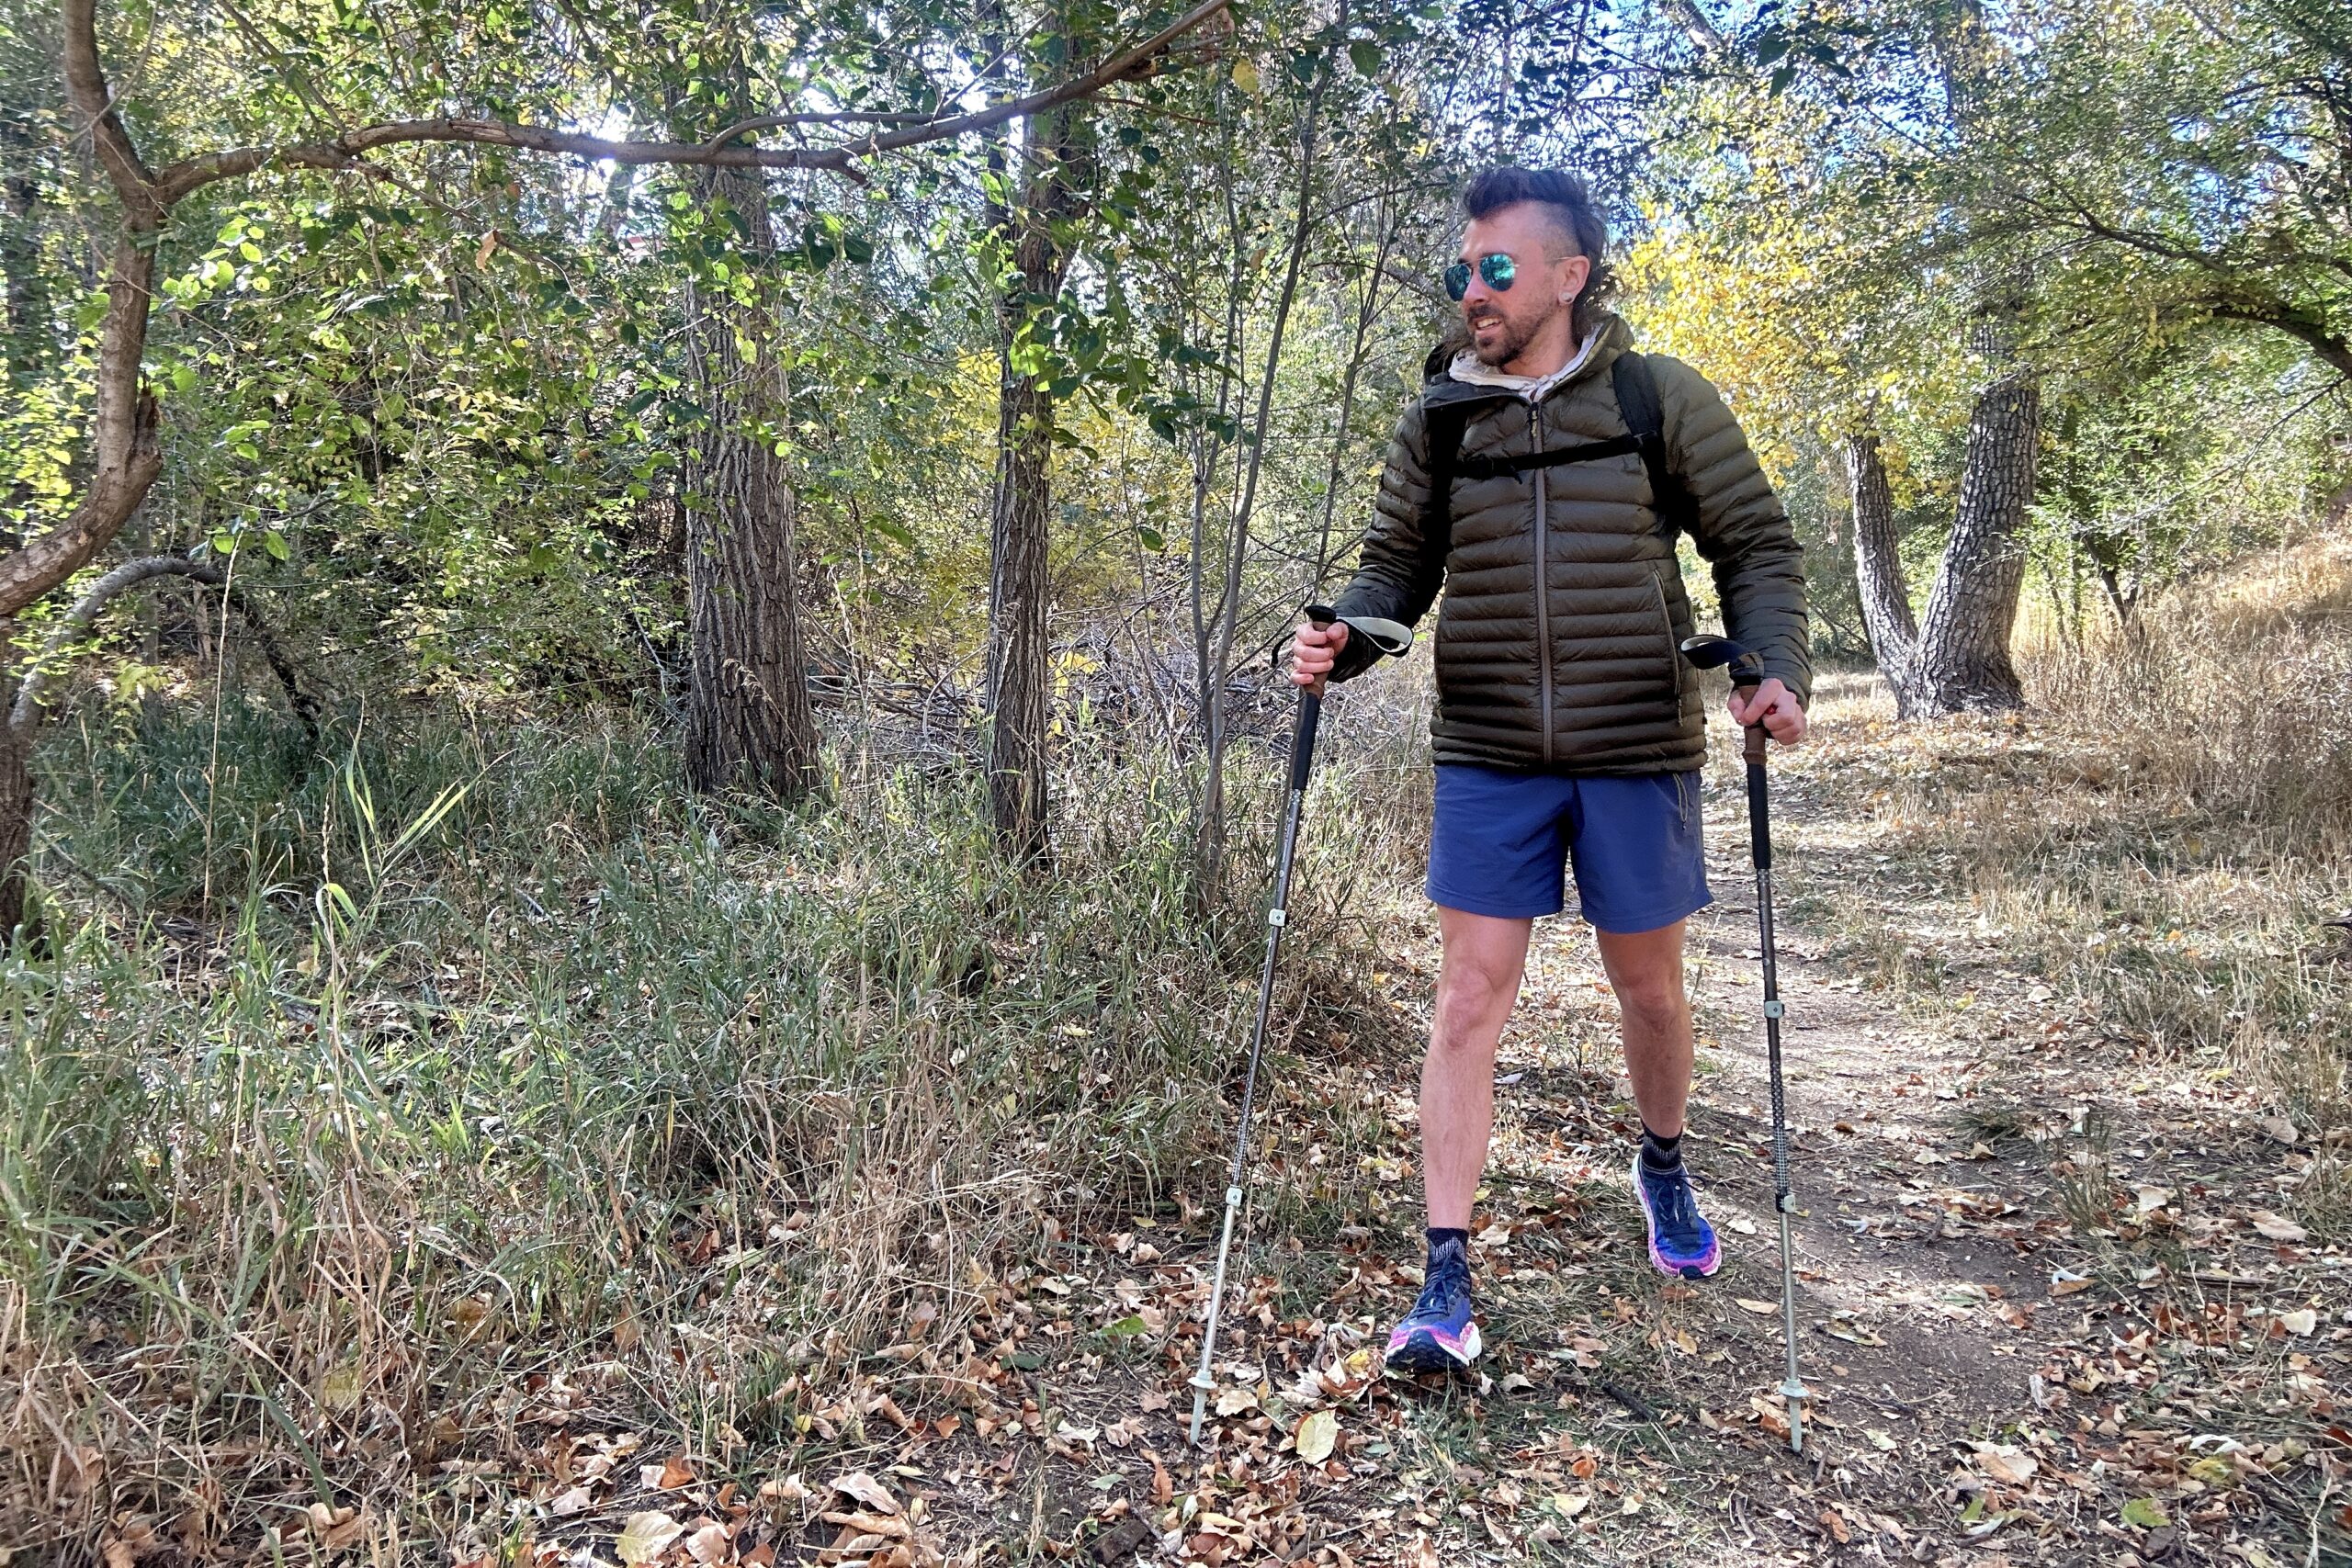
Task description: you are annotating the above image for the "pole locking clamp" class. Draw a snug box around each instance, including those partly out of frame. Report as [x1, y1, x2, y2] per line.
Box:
[1762, 999, 1784, 1019]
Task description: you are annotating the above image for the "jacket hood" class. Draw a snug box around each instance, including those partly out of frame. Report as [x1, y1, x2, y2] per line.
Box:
[1422, 311, 1634, 406]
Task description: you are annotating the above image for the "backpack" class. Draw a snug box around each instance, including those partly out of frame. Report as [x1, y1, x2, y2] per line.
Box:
[1419, 351, 1695, 576]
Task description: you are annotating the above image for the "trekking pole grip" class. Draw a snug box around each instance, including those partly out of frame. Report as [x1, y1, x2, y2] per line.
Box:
[1290, 607, 1335, 789]
[1732, 673, 1772, 871]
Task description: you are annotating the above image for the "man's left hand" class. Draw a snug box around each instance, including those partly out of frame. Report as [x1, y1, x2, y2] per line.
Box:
[1727, 678, 1807, 745]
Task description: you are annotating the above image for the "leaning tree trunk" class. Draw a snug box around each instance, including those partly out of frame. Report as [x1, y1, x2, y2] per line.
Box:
[1846, 433, 1917, 694]
[1846, 368, 2040, 720]
[681, 162, 820, 796]
[1907, 367, 2037, 715]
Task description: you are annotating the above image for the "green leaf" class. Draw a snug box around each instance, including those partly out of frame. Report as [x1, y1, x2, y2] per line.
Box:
[2120, 1498, 2167, 1529]
[1136, 525, 1165, 552]
[1102, 1314, 1148, 1338]
[263, 529, 290, 562]
[1349, 40, 1383, 75]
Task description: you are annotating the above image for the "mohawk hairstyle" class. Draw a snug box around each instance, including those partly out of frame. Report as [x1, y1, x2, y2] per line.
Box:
[1462, 166, 1619, 340]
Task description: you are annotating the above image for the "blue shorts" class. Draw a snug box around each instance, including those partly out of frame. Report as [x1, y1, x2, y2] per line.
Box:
[1427, 765, 1711, 932]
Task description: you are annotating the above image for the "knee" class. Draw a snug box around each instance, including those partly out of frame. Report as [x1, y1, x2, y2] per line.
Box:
[1432, 959, 1518, 1047]
[1613, 970, 1687, 1029]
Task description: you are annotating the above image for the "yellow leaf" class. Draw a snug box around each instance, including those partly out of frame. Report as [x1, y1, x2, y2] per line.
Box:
[1295, 1409, 1337, 1464]
[616, 1510, 684, 1565]
[1231, 58, 1261, 95]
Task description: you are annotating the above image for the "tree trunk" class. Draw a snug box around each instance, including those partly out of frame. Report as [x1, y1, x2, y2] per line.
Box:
[1907, 367, 2037, 715]
[1847, 365, 2040, 720]
[984, 103, 1085, 863]
[987, 361, 1057, 863]
[680, 162, 820, 796]
[0, 694, 28, 939]
[1846, 432, 1917, 695]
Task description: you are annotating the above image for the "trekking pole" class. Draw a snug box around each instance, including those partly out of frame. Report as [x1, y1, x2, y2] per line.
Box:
[1188, 606, 1408, 1449]
[1680, 635, 1810, 1456]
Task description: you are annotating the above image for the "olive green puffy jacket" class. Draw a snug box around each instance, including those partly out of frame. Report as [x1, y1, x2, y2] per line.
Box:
[1328, 313, 1809, 773]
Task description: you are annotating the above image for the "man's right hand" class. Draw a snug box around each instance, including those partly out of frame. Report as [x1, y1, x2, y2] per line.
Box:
[1289, 618, 1349, 688]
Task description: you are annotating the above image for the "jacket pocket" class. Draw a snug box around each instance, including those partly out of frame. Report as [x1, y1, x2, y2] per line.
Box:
[1650, 574, 1685, 699]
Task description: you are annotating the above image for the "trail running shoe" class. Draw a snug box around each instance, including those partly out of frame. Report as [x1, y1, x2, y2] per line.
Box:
[1385, 1236, 1482, 1373]
[1633, 1153, 1722, 1280]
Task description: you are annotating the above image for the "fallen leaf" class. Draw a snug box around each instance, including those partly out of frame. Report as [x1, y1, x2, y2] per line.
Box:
[1295, 1410, 1338, 1465]
[2280, 1309, 2318, 1336]
[549, 1485, 595, 1517]
[1973, 1444, 2036, 1486]
[1214, 1385, 1257, 1416]
[830, 1472, 899, 1517]
[2186, 1456, 2239, 1488]
[820, 1511, 911, 1541]
[2134, 1186, 2172, 1214]
[2251, 1211, 2308, 1243]
[1735, 1298, 1777, 1314]
[2120, 1497, 2167, 1529]
[684, 1522, 732, 1564]
[2256, 1115, 2298, 1145]
[616, 1511, 684, 1565]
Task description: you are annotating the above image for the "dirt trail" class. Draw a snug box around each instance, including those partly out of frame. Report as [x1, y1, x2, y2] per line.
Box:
[975, 720, 2339, 1568]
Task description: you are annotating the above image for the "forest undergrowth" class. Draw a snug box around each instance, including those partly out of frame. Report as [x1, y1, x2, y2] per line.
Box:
[5, 540, 2349, 1564]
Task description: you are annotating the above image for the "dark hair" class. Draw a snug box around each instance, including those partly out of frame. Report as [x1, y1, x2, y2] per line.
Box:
[1462, 166, 1618, 340]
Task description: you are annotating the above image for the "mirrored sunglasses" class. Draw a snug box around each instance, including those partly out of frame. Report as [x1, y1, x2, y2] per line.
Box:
[1443, 253, 1517, 300]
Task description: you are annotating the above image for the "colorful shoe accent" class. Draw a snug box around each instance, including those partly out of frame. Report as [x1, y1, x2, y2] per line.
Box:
[1633, 1152, 1722, 1280]
[1385, 1235, 1482, 1372]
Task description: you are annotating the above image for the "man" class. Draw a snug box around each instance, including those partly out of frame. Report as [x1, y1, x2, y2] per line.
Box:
[1291, 166, 1810, 1373]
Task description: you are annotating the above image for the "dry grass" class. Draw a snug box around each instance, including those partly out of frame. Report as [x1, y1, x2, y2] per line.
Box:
[0, 699, 1419, 1562]
[1796, 531, 2352, 1236]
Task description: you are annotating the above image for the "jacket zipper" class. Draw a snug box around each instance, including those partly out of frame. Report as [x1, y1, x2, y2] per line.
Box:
[1652, 573, 1684, 699]
[1533, 414, 1555, 766]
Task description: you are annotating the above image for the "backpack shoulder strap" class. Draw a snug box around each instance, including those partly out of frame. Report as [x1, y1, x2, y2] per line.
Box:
[1420, 399, 1476, 579]
[1611, 351, 1693, 540]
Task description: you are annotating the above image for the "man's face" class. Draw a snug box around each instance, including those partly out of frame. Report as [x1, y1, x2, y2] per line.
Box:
[1457, 203, 1592, 368]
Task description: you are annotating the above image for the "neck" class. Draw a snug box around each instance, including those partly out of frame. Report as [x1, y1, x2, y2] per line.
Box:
[1501, 315, 1582, 380]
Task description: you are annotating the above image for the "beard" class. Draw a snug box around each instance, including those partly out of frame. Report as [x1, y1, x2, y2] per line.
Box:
[1467, 297, 1570, 367]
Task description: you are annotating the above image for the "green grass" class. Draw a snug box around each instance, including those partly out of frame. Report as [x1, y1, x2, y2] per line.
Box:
[2, 693, 1421, 1554]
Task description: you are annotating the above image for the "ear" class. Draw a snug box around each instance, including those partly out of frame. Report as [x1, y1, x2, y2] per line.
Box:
[1556, 252, 1593, 301]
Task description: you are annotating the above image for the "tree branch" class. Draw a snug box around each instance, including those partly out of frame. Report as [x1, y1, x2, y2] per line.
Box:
[61, 0, 160, 221]
[151, 0, 1237, 206]
[10, 555, 320, 739]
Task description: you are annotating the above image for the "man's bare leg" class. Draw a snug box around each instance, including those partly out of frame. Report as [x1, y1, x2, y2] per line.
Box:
[1597, 918, 1722, 1277]
[1420, 908, 1534, 1231]
[1594, 919, 1692, 1139]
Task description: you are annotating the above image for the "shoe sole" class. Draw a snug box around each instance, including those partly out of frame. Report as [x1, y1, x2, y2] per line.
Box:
[1384, 1320, 1482, 1374]
[1632, 1153, 1722, 1280]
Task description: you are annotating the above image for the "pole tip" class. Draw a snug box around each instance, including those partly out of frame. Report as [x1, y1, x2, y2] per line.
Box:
[1187, 1389, 1207, 1448]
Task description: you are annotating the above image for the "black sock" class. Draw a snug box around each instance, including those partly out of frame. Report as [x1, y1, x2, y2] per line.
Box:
[1425, 1225, 1470, 1264]
[1639, 1125, 1684, 1174]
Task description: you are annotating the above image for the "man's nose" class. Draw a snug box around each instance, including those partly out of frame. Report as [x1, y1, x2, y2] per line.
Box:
[1461, 271, 1492, 309]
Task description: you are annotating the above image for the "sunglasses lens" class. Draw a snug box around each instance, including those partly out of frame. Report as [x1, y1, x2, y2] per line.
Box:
[1443, 261, 1470, 301]
[1481, 253, 1517, 290]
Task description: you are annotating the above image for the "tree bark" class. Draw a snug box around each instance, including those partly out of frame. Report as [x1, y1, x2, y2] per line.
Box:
[0, 694, 29, 939]
[1846, 432, 1917, 694]
[1907, 367, 2037, 716]
[679, 163, 820, 797]
[984, 101, 1087, 863]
